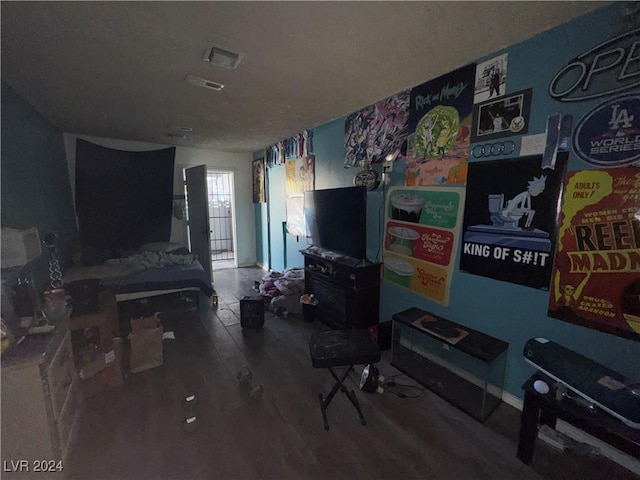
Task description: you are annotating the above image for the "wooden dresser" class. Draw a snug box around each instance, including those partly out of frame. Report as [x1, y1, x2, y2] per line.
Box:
[1, 319, 80, 478]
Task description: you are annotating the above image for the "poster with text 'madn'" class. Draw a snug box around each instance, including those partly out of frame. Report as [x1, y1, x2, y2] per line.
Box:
[548, 168, 640, 342]
[383, 186, 465, 307]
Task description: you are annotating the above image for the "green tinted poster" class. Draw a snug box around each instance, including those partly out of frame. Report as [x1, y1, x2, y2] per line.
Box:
[383, 186, 465, 306]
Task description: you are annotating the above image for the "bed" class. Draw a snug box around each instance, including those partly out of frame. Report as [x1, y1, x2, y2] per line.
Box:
[64, 243, 214, 312]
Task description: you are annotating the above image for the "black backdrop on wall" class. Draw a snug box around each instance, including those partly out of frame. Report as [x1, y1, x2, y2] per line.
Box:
[75, 139, 175, 259]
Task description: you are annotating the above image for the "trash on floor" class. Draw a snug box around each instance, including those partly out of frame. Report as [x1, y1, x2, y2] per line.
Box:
[538, 425, 601, 457]
[128, 313, 163, 373]
[300, 294, 318, 322]
[162, 331, 175, 340]
[236, 367, 263, 399]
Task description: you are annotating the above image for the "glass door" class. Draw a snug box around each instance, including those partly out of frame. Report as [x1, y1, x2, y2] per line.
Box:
[207, 170, 237, 270]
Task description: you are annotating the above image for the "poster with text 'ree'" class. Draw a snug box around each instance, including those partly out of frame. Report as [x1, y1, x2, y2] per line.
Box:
[548, 168, 640, 342]
[383, 186, 465, 307]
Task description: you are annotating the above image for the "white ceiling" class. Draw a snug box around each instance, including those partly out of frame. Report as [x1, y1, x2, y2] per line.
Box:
[1, 1, 608, 153]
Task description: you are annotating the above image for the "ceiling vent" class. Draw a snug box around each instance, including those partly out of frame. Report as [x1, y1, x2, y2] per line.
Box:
[202, 42, 244, 69]
[185, 74, 225, 91]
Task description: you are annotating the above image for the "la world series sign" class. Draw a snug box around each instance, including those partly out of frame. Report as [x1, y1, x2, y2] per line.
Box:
[573, 94, 640, 167]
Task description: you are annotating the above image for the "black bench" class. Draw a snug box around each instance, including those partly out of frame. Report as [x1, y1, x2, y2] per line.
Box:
[309, 329, 381, 430]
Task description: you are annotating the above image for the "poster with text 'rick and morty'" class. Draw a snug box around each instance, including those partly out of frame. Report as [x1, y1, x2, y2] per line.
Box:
[459, 154, 568, 289]
[405, 63, 475, 187]
[548, 168, 640, 342]
[383, 186, 465, 306]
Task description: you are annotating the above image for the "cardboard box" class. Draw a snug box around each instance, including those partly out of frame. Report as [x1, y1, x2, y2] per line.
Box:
[70, 292, 118, 355]
[128, 313, 163, 373]
[79, 337, 124, 399]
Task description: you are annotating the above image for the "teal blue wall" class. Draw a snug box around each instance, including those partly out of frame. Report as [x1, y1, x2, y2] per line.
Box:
[253, 152, 270, 269]
[1, 81, 79, 293]
[255, 4, 640, 397]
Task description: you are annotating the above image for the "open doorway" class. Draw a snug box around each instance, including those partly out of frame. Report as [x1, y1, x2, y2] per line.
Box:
[207, 170, 237, 270]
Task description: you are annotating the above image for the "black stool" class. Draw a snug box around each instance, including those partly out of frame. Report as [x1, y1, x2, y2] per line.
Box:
[309, 329, 381, 430]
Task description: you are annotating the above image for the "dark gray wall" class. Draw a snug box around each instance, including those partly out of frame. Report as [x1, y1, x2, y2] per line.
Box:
[1, 81, 79, 293]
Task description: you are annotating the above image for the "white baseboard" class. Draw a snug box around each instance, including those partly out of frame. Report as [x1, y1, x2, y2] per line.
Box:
[501, 391, 640, 476]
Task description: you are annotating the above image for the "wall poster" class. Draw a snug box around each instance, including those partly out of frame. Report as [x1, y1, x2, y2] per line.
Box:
[405, 63, 475, 186]
[548, 168, 640, 341]
[383, 186, 465, 306]
[459, 154, 568, 289]
[252, 157, 266, 204]
[474, 53, 508, 104]
[285, 155, 315, 236]
[471, 88, 532, 143]
[344, 90, 409, 168]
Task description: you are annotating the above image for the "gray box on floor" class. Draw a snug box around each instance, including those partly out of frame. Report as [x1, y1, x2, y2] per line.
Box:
[240, 296, 264, 328]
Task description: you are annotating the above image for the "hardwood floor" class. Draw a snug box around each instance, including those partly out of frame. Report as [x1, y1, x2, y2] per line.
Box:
[63, 267, 637, 480]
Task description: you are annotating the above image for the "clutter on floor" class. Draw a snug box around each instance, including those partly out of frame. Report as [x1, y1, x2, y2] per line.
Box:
[182, 394, 199, 432]
[236, 366, 264, 399]
[257, 268, 305, 316]
[128, 313, 164, 373]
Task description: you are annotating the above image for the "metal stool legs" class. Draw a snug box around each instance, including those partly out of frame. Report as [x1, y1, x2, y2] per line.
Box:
[318, 365, 366, 430]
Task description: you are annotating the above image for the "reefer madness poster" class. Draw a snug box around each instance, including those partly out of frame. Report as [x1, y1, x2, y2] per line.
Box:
[548, 168, 640, 341]
[459, 154, 568, 289]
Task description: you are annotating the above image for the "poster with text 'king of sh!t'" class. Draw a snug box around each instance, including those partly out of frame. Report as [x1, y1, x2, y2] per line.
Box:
[458, 154, 568, 290]
[548, 168, 640, 342]
[383, 186, 465, 307]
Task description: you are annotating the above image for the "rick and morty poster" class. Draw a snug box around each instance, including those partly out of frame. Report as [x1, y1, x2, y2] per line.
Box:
[459, 154, 568, 289]
[383, 186, 465, 307]
[548, 168, 640, 341]
[406, 64, 475, 186]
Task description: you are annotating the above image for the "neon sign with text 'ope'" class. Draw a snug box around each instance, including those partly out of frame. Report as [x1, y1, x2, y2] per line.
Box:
[549, 28, 640, 103]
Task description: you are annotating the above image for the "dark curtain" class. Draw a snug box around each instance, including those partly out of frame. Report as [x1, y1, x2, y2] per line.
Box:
[75, 139, 175, 257]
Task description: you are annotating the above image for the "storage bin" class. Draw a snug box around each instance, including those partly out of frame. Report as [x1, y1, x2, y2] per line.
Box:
[391, 307, 508, 422]
[240, 296, 265, 328]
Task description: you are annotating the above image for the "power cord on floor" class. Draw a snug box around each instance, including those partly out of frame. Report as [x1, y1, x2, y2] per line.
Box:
[380, 379, 425, 399]
[349, 368, 426, 399]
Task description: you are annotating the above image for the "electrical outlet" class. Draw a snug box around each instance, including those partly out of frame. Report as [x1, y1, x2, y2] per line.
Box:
[382, 160, 393, 173]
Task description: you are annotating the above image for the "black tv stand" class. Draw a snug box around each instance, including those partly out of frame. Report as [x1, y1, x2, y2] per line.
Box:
[301, 250, 381, 330]
[355, 258, 372, 267]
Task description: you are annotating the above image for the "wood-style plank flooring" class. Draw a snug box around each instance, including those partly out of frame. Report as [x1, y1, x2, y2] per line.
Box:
[64, 267, 637, 480]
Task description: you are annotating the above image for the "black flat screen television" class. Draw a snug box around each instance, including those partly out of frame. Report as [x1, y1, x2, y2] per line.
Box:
[304, 186, 367, 261]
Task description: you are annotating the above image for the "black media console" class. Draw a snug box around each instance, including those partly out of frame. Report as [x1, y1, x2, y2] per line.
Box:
[301, 249, 381, 330]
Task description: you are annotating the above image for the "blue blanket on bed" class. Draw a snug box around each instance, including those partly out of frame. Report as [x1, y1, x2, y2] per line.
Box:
[101, 261, 214, 296]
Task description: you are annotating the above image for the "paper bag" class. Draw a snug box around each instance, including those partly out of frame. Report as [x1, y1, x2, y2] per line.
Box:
[128, 313, 163, 373]
[80, 337, 124, 399]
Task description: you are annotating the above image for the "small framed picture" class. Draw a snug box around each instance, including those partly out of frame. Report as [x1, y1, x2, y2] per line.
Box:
[252, 157, 266, 203]
[471, 88, 532, 142]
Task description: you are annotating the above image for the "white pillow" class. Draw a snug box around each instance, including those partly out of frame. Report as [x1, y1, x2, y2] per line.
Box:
[138, 241, 185, 253]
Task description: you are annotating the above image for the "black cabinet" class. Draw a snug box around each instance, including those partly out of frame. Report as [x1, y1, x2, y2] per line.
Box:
[302, 250, 381, 330]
